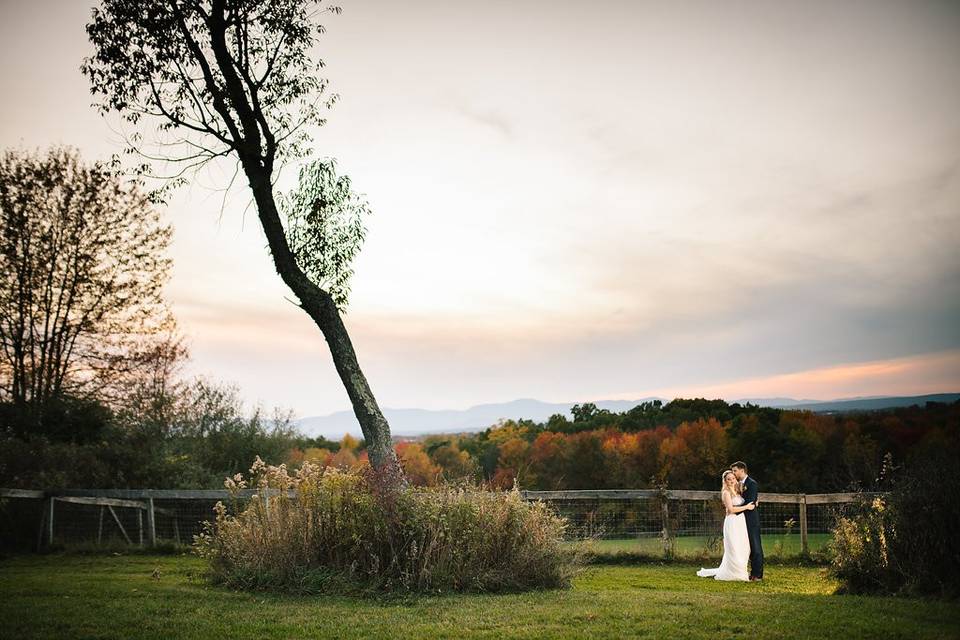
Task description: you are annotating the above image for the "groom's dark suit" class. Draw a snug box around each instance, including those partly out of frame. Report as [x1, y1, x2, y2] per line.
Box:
[741, 476, 764, 579]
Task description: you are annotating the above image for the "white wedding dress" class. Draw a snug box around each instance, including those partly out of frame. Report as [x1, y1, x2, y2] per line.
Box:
[696, 494, 750, 581]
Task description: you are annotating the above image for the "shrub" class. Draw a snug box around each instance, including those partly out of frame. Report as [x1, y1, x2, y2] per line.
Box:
[829, 496, 897, 593]
[193, 458, 580, 594]
[830, 440, 960, 598]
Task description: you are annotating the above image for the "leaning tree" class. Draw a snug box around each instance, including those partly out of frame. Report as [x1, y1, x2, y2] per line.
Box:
[83, 0, 402, 476]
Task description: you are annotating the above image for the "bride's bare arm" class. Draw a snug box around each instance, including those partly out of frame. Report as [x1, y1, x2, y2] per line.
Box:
[723, 491, 756, 515]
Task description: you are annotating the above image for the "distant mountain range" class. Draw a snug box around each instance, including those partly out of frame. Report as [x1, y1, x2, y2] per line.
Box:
[293, 393, 960, 439]
[295, 398, 659, 439]
[775, 393, 960, 412]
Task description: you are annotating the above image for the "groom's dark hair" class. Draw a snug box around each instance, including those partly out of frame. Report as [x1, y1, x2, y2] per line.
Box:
[731, 461, 748, 472]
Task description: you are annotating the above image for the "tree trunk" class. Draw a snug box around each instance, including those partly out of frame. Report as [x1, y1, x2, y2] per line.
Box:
[165, 0, 402, 481]
[244, 171, 402, 478]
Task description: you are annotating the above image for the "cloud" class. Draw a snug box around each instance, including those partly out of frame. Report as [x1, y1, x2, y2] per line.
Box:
[631, 349, 960, 401]
[451, 104, 514, 139]
[5, 0, 960, 415]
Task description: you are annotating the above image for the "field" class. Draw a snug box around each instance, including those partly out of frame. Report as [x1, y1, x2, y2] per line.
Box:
[589, 532, 832, 558]
[1, 553, 957, 639]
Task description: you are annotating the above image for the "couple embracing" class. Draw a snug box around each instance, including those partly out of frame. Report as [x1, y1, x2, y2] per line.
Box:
[696, 461, 764, 582]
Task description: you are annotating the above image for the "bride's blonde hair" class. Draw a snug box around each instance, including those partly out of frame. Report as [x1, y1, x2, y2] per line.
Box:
[720, 469, 742, 498]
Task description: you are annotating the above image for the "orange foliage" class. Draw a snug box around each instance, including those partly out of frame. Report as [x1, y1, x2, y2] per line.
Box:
[285, 448, 306, 466]
[395, 441, 441, 486]
[659, 418, 728, 488]
[329, 447, 358, 470]
[490, 466, 518, 489]
[431, 443, 478, 480]
[491, 437, 530, 488]
[340, 433, 360, 451]
[603, 426, 671, 487]
[415, 403, 956, 491]
[303, 447, 333, 467]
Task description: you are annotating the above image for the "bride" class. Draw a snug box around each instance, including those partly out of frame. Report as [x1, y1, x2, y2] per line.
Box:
[696, 469, 755, 581]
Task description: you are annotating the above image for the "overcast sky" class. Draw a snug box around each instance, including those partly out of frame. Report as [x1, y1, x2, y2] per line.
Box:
[1, 0, 958, 417]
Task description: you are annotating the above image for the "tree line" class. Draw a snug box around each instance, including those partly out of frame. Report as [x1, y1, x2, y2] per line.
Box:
[382, 399, 959, 492]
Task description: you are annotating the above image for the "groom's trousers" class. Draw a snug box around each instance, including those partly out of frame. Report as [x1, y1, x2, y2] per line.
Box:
[744, 513, 764, 578]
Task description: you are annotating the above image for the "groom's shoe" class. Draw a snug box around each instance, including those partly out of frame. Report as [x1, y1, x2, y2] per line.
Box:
[749, 576, 763, 582]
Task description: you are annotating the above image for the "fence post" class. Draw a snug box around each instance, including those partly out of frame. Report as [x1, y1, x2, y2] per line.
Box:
[36, 497, 49, 550]
[47, 497, 55, 546]
[799, 494, 808, 555]
[146, 498, 157, 547]
[661, 497, 670, 539]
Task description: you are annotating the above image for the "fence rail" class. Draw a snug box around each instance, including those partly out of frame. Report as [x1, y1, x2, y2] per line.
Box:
[0, 487, 878, 556]
[520, 489, 875, 504]
[520, 489, 880, 556]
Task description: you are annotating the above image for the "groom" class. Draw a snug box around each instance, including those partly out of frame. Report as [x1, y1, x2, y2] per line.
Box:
[731, 461, 763, 581]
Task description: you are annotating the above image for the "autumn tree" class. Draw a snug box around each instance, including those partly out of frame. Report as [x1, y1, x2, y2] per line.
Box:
[395, 441, 440, 486]
[491, 436, 531, 488]
[562, 431, 610, 489]
[429, 441, 479, 481]
[302, 446, 333, 466]
[528, 431, 570, 489]
[83, 0, 402, 477]
[0, 147, 175, 436]
[329, 447, 358, 470]
[658, 418, 728, 488]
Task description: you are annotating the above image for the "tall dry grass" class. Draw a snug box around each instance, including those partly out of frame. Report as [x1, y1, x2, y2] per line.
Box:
[193, 457, 580, 593]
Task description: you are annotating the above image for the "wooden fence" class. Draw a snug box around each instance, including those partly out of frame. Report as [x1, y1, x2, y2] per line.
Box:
[520, 489, 879, 555]
[1, 487, 877, 555]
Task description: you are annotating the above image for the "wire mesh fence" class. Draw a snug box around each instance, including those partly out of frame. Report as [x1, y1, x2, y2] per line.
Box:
[0, 489, 261, 552]
[40, 497, 240, 548]
[0, 487, 872, 559]
[520, 489, 871, 559]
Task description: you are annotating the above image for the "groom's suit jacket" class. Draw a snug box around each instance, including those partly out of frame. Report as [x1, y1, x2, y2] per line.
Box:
[741, 476, 760, 528]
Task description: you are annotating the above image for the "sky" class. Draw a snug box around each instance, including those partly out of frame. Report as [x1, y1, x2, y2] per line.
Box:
[1, 0, 959, 418]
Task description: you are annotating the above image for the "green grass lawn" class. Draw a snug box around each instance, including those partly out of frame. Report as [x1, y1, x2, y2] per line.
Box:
[1, 553, 957, 639]
[589, 532, 832, 558]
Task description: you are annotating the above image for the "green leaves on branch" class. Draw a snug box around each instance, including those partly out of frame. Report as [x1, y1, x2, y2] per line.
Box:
[283, 158, 369, 310]
[82, 0, 341, 192]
